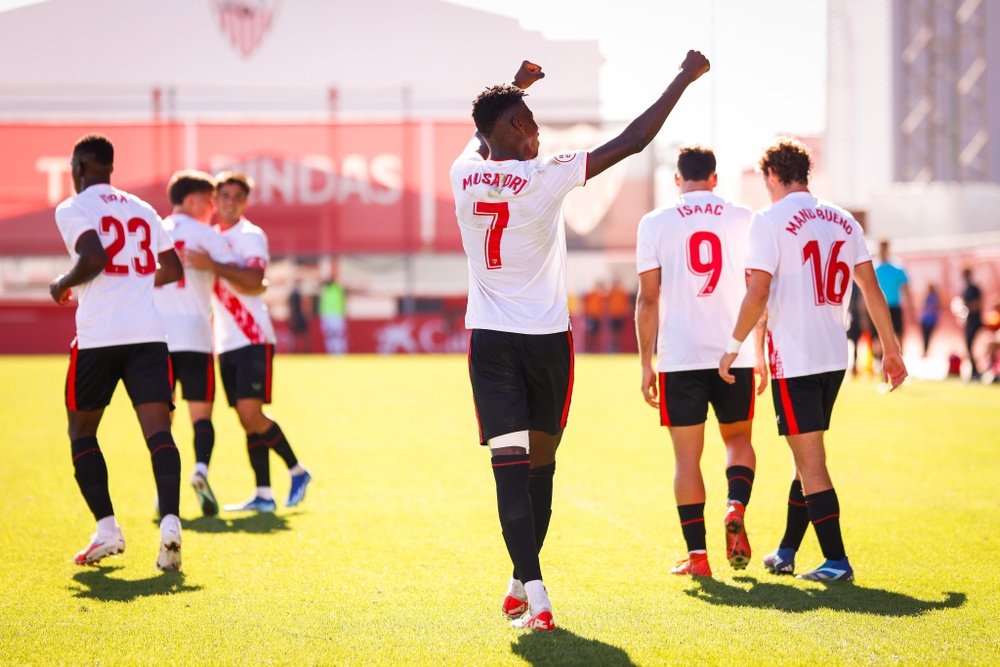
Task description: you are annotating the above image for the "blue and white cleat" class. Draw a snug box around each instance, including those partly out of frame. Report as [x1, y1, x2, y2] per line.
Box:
[797, 557, 854, 581]
[224, 495, 277, 513]
[286, 470, 312, 507]
[763, 548, 797, 575]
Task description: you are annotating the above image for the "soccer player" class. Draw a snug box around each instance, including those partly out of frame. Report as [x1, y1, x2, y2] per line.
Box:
[873, 239, 914, 363]
[185, 171, 311, 512]
[636, 145, 767, 577]
[153, 170, 239, 516]
[719, 138, 907, 581]
[50, 134, 185, 570]
[452, 52, 710, 631]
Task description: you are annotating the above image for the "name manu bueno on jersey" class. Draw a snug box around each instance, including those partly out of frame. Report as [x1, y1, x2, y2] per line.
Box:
[782, 207, 855, 237]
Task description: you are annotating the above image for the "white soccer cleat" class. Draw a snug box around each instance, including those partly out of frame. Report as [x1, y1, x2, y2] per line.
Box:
[73, 530, 125, 565]
[510, 608, 555, 632]
[502, 577, 529, 618]
[156, 514, 182, 571]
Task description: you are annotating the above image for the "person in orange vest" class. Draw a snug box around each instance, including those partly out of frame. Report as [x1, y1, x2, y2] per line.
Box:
[583, 282, 608, 352]
[607, 279, 632, 352]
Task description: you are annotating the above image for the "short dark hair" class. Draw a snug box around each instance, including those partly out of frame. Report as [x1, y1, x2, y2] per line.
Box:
[215, 170, 254, 195]
[168, 170, 215, 205]
[677, 145, 716, 181]
[73, 134, 114, 165]
[471, 84, 526, 136]
[758, 138, 811, 185]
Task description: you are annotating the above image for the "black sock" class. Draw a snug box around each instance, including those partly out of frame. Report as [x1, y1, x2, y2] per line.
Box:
[726, 465, 755, 506]
[262, 422, 298, 469]
[247, 433, 271, 487]
[493, 453, 541, 584]
[779, 480, 810, 551]
[678, 503, 707, 552]
[71, 436, 114, 520]
[146, 431, 181, 517]
[193, 419, 214, 466]
[514, 462, 556, 581]
[805, 488, 846, 561]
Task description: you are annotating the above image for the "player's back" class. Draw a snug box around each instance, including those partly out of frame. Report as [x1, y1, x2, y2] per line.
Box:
[637, 191, 755, 371]
[451, 143, 587, 334]
[55, 184, 171, 349]
[748, 191, 870, 378]
[154, 214, 229, 353]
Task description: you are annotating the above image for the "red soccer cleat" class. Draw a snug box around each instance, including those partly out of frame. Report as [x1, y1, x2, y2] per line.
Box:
[511, 609, 555, 632]
[670, 552, 712, 576]
[724, 501, 751, 570]
[502, 594, 529, 619]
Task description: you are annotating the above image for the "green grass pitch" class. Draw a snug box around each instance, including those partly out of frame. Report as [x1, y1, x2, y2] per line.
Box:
[1, 354, 998, 665]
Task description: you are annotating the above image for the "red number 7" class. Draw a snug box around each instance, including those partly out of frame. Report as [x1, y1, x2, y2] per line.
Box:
[474, 201, 510, 270]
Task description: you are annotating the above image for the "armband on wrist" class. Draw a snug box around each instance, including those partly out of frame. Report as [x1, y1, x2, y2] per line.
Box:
[725, 337, 743, 355]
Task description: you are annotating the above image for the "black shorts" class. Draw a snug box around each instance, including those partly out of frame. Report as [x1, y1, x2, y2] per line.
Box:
[771, 370, 846, 436]
[218, 344, 273, 407]
[889, 306, 904, 336]
[659, 368, 754, 427]
[66, 341, 173, 411]
[169, 351, 216, 403]
[468, 329, 574, 445]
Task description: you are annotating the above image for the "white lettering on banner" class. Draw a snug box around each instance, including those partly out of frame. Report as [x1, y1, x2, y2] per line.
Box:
[36, 157, 72, 204]
[210, 154, 402, 206]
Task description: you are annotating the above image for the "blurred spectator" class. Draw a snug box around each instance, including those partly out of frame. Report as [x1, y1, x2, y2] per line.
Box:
[846, 287, 872, 376]
[319, 276, 348, 354]
[960, 267, 983, 380]
[874, 239, 914, 348]
[288, 279, 311, 353]
[606, 280, 631, 353]
[583, 282, 607, 352]
[984, 298, 1000, 383]
[919, 283, 940, 357]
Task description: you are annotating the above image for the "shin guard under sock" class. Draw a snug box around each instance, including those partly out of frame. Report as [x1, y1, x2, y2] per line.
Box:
[146, 431, 181, 517]
[678, 503, 707, 552]
[262, 422, 298, 469]
[805, 488, 846, 561]
[71, 436, 114, 520]
[779, 480, 810, 551]
[247, 432, 271, 487]
[492, 453, 541, 584]
[725, 465, 755, 506]
[193, 419, 215, 466]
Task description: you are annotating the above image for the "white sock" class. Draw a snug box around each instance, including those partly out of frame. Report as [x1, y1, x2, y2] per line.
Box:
[524, 580, 551, 614]
[689, 549, 707, 555]
[194, 462, 209, 477]
[256, 486, 274, 500]
[507, 577, 526, 600]
[289, 464, 306, 476]
[159, 514, 180, 536]
[96, 515, 120, 538]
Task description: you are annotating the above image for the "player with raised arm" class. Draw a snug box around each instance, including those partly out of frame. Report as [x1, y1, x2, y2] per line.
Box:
[635, 146, 767, 577]
[51, 134, 186, 571]
[452, 52, 710, 631]
[185, 171, 311, 513]
[719, 138, 907, 581]
[153, 170, 239, 517]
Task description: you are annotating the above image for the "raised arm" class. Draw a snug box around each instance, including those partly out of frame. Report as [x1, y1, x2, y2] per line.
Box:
[854, 261, 908, 389]
[586, 50, 710, 181]
[49, 230, 107, 304]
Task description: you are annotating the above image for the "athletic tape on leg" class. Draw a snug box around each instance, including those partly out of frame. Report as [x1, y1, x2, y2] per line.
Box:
[489, 430, 530, 452]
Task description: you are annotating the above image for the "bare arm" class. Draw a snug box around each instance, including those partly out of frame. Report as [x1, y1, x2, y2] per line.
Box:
[49, 230, 107, 304]
[752, 308, 769, 395]
[636, 269, 661, 408]
[154, 248, 183, 287]
[855, 261, 908, 389]
[185, 248, 266, 295]
[720, 270, 771, 383]
[586, 50, 710, 181]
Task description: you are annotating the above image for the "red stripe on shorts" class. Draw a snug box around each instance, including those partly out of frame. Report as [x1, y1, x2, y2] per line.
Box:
[264, 343, 273, 402]
[66, 339, 79, 411]
[659, 373, 671, 426]
[206, 355, 215, 403]
[777, 378, 799, 435]
[560, 330, 575, 428]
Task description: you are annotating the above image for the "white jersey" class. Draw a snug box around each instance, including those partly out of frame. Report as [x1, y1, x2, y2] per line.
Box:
[153, 214, 234, 353]
[746, 191, 872, 379]
[211, 218, 276, 354]
[636, 191, 756, 372]
[451, 138, 587, 334]
[55, 184, 173, 350]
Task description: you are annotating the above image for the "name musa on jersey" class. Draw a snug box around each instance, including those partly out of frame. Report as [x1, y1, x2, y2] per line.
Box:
[451, 139, 588, 335]
[55, 184, 174, 349]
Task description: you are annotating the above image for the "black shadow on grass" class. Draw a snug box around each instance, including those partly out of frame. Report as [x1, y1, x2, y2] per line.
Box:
[685, 576, 965, 617]
[512, 628, 636, 667]
[179, 513, 291, 534]
[69, 566, 201, 602]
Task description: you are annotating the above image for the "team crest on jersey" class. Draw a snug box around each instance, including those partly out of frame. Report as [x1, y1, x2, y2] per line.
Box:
[553, 153, 576, 163]
[212, 0, 281, 59]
